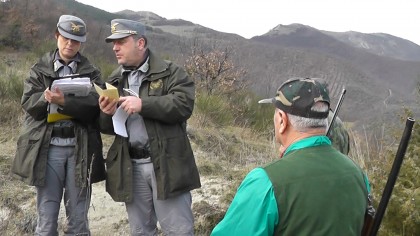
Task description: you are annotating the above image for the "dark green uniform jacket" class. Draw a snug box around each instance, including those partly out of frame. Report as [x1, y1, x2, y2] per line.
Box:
[265, 144, 367, 235]
[327, 110, 350, 155]
[11, 50, 106, 187]
[100, 49, 201, 201]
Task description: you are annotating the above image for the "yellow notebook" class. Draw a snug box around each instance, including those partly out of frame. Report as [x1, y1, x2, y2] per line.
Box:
[47, 103, 72, 123]
[94, 83, 119, 100]
[47, 112, 72, 123]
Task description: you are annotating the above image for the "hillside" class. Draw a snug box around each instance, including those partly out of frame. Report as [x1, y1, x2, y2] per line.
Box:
[323, 30, 420, 62]
[118, 12, 420, 130]
[1, 1, 419, 235]
[252, 23, 420, 94]
[1, 0, 420, 128]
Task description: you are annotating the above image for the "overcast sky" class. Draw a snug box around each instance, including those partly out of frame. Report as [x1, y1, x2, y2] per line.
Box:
[77, 0, 420, 46]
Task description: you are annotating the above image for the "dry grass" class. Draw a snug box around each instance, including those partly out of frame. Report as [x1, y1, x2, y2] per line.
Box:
[0, 110, 278, 235]
[2, 111, 418, 235]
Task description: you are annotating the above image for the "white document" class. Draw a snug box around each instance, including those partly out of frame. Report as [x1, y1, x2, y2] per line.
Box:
[112, 106, 129, 137]
[51, 77, 92, 96]
[48, 77, 92, 122]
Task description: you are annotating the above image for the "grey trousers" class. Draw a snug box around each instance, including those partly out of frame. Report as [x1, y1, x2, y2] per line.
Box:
[35, 145, 91, 236]
[126, 159, 194, 236]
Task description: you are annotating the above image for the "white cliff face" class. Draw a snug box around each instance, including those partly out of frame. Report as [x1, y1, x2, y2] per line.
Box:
[323, 30, 420, 61]
[261, 23, 420, 62]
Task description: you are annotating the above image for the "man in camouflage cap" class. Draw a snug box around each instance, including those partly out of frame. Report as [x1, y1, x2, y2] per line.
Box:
[212, 78, 370, 235]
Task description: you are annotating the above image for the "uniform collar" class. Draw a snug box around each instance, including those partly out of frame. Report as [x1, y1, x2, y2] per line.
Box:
[283, 135, 331, 156]
[53, 50, 80, 73]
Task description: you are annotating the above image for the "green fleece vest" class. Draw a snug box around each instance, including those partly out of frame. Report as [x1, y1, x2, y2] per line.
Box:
[264, 145, 367, 236]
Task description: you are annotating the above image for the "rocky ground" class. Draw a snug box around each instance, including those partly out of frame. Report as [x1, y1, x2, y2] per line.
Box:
[0, 129, 232, 236]
[86, 176, 227, 236]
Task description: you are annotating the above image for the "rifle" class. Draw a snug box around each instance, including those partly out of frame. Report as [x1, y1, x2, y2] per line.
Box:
[361, 117, 415, 236]
[326, 88, 346, 136]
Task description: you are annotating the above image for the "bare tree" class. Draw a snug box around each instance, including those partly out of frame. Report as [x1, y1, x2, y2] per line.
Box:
[185, 41, 247, 96]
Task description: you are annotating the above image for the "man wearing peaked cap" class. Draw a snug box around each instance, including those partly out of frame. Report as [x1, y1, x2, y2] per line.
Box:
[212, 77, 370, 235]
[259, 78, 351, 155]
[105, 19, 146, 43]
[98, 18, 200, 235]
[11, 14, 105, 235]
[258, 78, 331, 118]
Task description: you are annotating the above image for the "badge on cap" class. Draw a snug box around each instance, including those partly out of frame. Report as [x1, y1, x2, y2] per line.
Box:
[111, 23, 119, 34]
[71, 22, 84, 33]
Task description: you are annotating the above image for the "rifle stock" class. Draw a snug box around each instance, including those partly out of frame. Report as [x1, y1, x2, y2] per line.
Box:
[361, 194, 375, 235]
[361, 117, 415, 236]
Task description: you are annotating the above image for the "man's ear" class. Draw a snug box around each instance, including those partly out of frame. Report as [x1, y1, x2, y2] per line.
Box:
[278, 110, 288, 134]
[137, 37, 146, 49]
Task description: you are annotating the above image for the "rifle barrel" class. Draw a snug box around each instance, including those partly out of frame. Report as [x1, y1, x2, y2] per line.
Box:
[369, 117, 415, 236]
[326, 88, 346, 136]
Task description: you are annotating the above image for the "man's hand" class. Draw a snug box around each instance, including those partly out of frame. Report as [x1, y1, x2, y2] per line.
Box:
[44, 87, 65, 105]
[119, 96, 142, 115]
[99, 96, 118, 115]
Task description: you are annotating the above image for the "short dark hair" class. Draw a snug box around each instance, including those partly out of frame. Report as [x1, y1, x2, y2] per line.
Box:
[133, 34, 148, 47]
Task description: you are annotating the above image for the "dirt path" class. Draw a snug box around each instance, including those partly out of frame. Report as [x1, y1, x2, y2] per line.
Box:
[87, 175, 226, 236]
[88, 182, 131, 235]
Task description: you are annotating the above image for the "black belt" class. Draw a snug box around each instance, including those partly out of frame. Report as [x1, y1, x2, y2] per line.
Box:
[129, 147, 150, 159]
[51, 126, 75, 138]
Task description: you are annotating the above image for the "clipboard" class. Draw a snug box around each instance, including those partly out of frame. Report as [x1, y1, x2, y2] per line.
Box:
[47, 77, 92, 123]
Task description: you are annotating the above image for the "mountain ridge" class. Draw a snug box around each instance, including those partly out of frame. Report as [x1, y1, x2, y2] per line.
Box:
[103, 9, 420, 129]
[1, 0, 419, 130]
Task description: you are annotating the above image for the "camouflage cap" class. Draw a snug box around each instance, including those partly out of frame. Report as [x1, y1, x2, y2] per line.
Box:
[258, 77, 330, 118]
[105, 19, 145, 43]
[57, 15, 86, 42]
